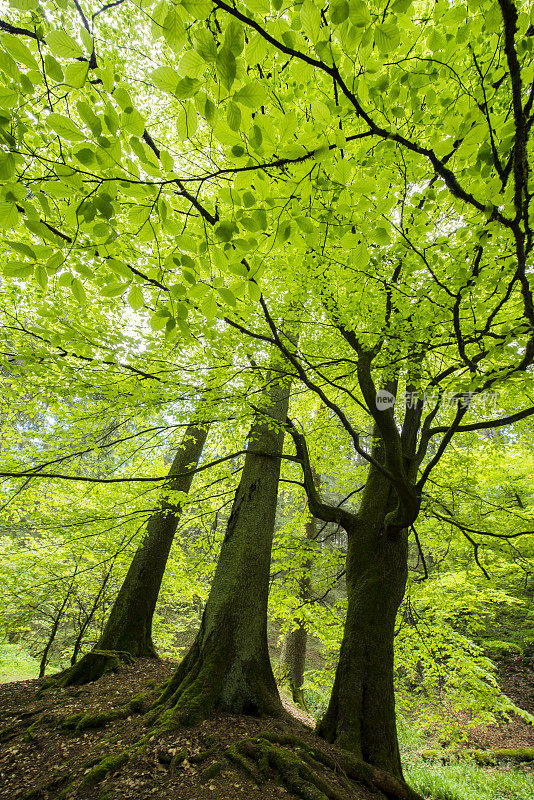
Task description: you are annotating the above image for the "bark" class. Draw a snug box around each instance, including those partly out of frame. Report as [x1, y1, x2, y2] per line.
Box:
[316, 465, 408, 779]
[42, 415, 209, 688]
[155, 371, 292, 725]
[278, 505, 317, 709]
[97, 419, 209, 657]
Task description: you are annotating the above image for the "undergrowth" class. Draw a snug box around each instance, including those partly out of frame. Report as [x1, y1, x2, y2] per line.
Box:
[0, 641, 40, 681]
[398, 720, 534, 800]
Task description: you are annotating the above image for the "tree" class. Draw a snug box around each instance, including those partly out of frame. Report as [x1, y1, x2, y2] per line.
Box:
[154, 362, 293, 724]
[2, 0, 534, 783]
[42, 410, 210, 687]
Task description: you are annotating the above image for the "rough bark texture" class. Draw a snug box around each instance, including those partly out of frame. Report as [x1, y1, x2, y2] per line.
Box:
[317, 465, 408, 779]
[278, 507, 317, 708]
[156, 373, 292, 725]
[42, 418, 209, 688]
[98, 419, 209, 657]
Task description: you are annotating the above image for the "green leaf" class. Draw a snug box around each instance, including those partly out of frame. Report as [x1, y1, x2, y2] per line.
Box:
[374, 23, 400, 54]
[224, 20, 244, 56]
[127, 285, 144, 310]
[44, 54, 64, 82]
[46, 30, 84, 59]
[3, 260, 33, 278]
[217, 286, 237, 306]
[348, 0, 370, 27]
[392, 0, 412, 11]
[375, 226, 391, 244]
[0, 151, 15, 180]
[9, 0, 38, 9]
[0, 203, 19, 230]
[175, 77, 201, 99]
[233, 81, 267, 109]
[76, 101, 102, 136]
[34, 264, 48, 289]
[194, 29, 217, 62]
[162, 7, 186, 50]
[122, 109, 145, 136]
[1, 33, 38, 69]
[215, 220, 237, 242]
[248, 124, 263, 152]
[0, 50, 19, 79]
[227, 101, 241, 131]
[177, 103, 197, 139]
[301, 0, 322, 43]
[247, 280, 261, 302]
[427, 29, 445, 53]
[70, 278, 87, 306]
[179, 50, 205, 78]
[216, 47, 236, 92]
[182, 0, 211, 19]
[6, 240, 36, 259]
[0, 87, 17, 108]
[47, 112, 85, 141]
[73, 147, 96, 166]
[330, 0, 349, 24]
[65, 61, 89, 88]
[151, 66, 180, 93]
[295, 216, 315, 233]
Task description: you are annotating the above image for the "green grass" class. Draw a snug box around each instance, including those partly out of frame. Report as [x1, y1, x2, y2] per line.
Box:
[404, 759, 533, 800]
[0, 640, 40, 681]
[398, 719, 534, 800]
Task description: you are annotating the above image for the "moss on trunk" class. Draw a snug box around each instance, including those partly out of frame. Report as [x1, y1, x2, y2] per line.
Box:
[317, 466, 408, 780]
[153, 370, 292, 724]
[42, 417, 209, 689]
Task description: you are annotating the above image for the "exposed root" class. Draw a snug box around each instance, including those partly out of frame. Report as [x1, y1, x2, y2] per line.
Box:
[217, 733, 425, 800]
[80, 752, 130, 789]
[61, 691, 149, 732]
[38, 650, 135, 692]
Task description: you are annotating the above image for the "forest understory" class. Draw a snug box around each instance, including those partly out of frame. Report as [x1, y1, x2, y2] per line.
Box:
[0, 653, 532, 800]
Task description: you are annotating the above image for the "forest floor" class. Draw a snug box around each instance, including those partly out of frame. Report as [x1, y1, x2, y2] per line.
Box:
[0, 654, 532, 800]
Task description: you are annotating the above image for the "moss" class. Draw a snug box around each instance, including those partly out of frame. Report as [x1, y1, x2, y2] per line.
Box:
[422, 746, 534, 765]
[471, 747, 534, 764]
[80, 752, 130, 788]
[39, 650, 134, 692]
[71, 691, 149, 732]
[61, 712, 84, 729]
[200, 761, 225, 781]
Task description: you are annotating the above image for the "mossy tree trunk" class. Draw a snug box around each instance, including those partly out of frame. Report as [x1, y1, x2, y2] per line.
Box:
[95, 417, 210, 657]
[316, 466, 408, 779]
[289, 390, 422, 780]
[156, 371, 292, 725]
[278, 501, 317, 709]
[43, 416, 209, 688]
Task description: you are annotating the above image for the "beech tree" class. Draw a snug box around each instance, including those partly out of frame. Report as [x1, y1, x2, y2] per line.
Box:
[43, 411, 210, 687]
[2, 0, 534, 785]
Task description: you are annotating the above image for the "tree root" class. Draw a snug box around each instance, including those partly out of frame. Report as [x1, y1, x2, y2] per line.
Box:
[38, 650, 135, 693]
[79, 752, 130, 789]
[61, 691, 149, 732]
[216, 733, 425, 800]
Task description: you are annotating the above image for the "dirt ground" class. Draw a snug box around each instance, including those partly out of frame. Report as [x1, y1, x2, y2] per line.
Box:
[0, 659, 403, 800]
[0, 651, 532, 800]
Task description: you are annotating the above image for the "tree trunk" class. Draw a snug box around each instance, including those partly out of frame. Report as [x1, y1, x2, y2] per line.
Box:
[155, 372, 291, 726]
[278, 505, 317, 709]
[316, 466, 408, 779]
[42, 416, 209, 688]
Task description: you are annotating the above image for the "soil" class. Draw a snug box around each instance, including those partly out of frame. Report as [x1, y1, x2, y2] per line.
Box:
[462, 649, 534, 751]
[1, 649, 532, 800]
[0, 659, 404, 800]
